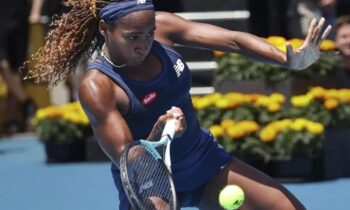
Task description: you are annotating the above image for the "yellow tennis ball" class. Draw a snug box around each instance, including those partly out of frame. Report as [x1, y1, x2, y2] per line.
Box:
[219, 185, 245, 210]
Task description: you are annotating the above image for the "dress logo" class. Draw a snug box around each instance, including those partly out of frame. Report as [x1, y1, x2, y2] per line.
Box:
[142, 92, 157, 105]
[173, 59, 185, 77]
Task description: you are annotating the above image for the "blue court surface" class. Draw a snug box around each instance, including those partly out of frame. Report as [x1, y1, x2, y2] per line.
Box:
[0, 136, 349, 210]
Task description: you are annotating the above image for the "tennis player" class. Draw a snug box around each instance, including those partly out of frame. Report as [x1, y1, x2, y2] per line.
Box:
[26, 0, 331, 209]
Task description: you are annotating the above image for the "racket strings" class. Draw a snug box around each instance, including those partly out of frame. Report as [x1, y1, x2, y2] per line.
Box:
[126, 145, 175, 209]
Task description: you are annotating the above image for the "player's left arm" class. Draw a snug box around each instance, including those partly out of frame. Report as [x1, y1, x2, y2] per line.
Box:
[155, 11, 332, 70]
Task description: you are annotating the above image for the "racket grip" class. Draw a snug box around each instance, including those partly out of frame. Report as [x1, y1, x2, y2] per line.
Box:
[161, 119, 177, 140]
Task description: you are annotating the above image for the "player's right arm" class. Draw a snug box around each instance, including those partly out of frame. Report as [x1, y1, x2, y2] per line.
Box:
[79, 69, 133, 166]
[79, 70, 187, 166]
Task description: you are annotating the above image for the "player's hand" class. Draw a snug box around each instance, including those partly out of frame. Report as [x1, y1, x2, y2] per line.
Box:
[166, 106, 186, 138]
[285, 17, 332, 70]
[150, 107, 187, 140]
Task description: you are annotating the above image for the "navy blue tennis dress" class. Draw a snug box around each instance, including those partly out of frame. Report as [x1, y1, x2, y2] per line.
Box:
[87, 41, 232, 208]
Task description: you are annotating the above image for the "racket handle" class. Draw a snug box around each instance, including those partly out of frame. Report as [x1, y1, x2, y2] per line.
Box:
[161, 119, 177, 140]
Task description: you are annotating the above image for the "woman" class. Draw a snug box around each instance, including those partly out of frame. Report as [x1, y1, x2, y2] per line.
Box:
[26, 0, 331, 209]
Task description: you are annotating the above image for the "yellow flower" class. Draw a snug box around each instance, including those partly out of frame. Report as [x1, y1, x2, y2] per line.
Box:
[270, 93, 285, 104]
[220, 119, 236, 130]
[209, 125, 224, 138]
[275, 44, 287, 52]
[207, 93, 222, 103]
[35, 109, 48, 120]
[246, 93, 262, 102]
[259, 127, 277, 143]
[308, 86, 325, 99]
[238, 120, 260, 134]
[224, 92, 244, 103]
[306, 122, 324, 135]
[338, 89, 350, 102]
[289, 119, 306, 131]
[255, 96, 271, 107]
[266, 36, 287, 52]
[215, 98, 230, 109]
[266, 36, 286, 46]
[324, 89, 339, 100]
[226, 126, 245, 140]
[291, 95, 313, 107]
[194, 97, 211, 110]
[320, 39, 336, 51]
[45, 106, 63, 118]
[324, 98, 339, 110]
[288, 38, 304, 49]
[267, 102, 281, 113]
[78, 109, 90, 125]
[269, 119, 293, 132]
[63, 112, 82, 124]
[280, 119, 293, 129]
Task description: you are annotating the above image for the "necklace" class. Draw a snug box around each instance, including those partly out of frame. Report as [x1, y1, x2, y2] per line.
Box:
[101, 52, 126, 68]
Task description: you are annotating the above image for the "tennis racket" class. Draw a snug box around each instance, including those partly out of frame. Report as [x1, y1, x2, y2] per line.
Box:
[120, 119, 178, 210]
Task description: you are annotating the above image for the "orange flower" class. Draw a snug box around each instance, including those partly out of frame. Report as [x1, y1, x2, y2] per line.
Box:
[306, 122, 324, 135]
[238, 120, 260, 134]
[267, 102, 281, 113]
[320, 40, 336, 51]
[324, 98, 339, 110]
[213, 50, 225, 57]
[209, 125, 225, 138]
[270, 93, 286, 104]
[338, 89, 350, 102]
[308, 86, 325, 99]
[226, 126, 245, 140]
[323, 89, 339, 100]
[220, 119, 236, 130]
[259, 127, 277, 143]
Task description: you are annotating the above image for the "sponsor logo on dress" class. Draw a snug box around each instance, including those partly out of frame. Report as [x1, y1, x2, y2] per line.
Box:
[173, 59, 185, 77]
[142, 91, 157, 105]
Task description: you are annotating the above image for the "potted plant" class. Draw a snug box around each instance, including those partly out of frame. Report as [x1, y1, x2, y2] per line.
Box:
[32, 101, 92, 163]
[193, 91, 325, 180]
[213, 37, 340, 96]
[210, 118, 324, 181]
[289, 87, 350, 179]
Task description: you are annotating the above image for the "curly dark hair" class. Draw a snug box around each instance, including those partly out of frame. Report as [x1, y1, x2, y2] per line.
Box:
[25, 0, 115, 85]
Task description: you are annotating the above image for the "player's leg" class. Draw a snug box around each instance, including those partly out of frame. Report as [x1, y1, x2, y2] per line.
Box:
[199, 158, 306, 210]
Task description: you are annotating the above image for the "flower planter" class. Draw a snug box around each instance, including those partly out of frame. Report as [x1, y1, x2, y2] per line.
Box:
[85, 136, 110, 162]
[242, 156, 322, 182]
[290, 76, 338, 96]
[265, 156, 323, 182]
[323, 127, 350, 179]
[44, 140, 86, 163]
